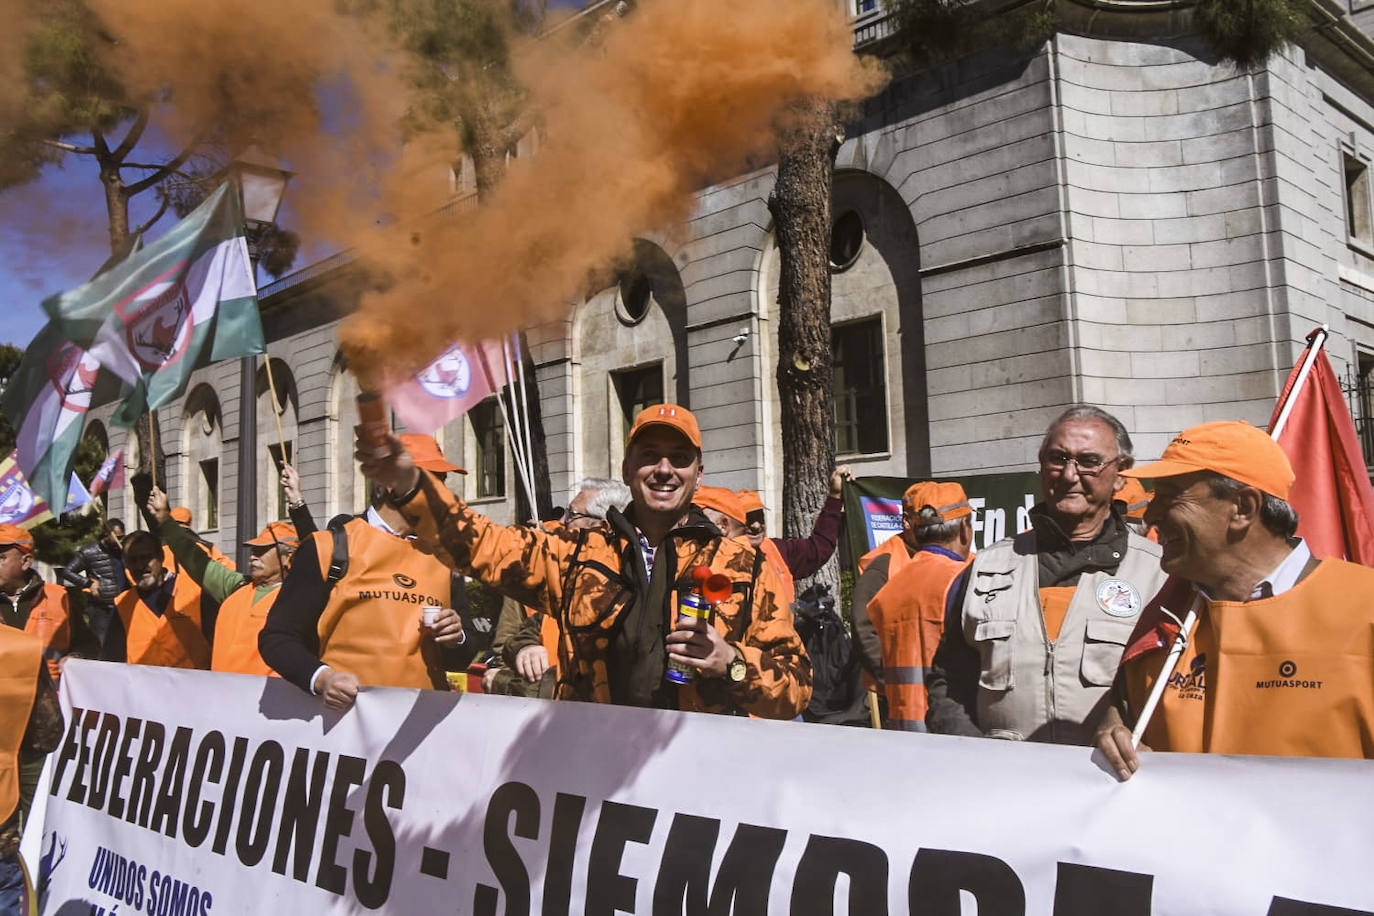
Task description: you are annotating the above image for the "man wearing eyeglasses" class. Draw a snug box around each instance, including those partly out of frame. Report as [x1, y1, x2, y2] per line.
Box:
[925, 405, 1167, 744]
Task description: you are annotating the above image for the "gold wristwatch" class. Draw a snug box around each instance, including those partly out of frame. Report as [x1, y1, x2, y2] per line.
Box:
[726, 646, 747, 683]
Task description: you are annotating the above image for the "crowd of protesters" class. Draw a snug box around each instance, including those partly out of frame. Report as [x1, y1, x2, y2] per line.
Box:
[3, 398, 1374, 910]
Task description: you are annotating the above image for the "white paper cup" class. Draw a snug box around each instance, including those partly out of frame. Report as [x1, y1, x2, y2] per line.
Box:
[421, 606, 442, 628]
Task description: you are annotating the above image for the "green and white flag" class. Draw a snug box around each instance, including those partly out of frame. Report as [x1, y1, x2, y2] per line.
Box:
[0, 323, 117, 509]
[42, 182, 265, 427]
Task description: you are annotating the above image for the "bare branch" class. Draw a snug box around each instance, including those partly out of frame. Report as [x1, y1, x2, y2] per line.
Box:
[110, 109, 150, 163]
[125, 134, 206, 197]
[41, 138, 97, 155]
[92, 128, 111, 160]
[132, 195, 170, 238]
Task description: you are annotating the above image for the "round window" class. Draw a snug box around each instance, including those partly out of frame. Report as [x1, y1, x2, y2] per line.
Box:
[829, 209, 865, 272]
[617, 268, 652, 325]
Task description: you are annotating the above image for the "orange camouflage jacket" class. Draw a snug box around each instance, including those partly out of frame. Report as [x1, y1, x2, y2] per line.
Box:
[398, 471, 811, 718]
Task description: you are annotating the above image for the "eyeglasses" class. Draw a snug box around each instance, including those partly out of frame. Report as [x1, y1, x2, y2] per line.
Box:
[562, 510, 598, 525]
[1042, 450, 1122, 477]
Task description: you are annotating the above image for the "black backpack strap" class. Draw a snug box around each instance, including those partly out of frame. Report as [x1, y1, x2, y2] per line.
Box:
[326, 517, 351, 585]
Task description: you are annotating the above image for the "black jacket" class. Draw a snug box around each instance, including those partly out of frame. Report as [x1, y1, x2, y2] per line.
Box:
[61, 540, 125, 603]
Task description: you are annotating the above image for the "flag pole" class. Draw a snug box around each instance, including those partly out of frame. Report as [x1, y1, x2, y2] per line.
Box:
[508, 335, 537, 511]
[499, 338, 537, 516]
[475, 345, 536, 515]
[148, 413, 157, 492]
[1131, 325, 1331, 748]
[262, 355, 289, 461]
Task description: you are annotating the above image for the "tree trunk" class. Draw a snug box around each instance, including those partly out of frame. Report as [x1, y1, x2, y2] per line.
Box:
[768, 97, 841, 595]
[129, 411, 168, 531]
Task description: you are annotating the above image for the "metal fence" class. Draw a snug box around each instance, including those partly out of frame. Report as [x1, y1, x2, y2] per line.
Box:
[1343, 368, 1374, 468]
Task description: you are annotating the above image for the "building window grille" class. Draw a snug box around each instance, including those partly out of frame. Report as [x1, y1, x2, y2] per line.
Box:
[470, 398, 506, 499]
[1345, 153, 1373, 248]
[199, 458, 219, 531]
[1346, 352, 1374, 469]
[832, 317, 888, 455]
[830, 209, 865, 272]
[613, 365, 665, 440]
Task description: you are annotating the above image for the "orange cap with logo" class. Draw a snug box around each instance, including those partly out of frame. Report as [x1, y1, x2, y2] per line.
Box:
[1121, 421, 1294, 500]
[400, 433, 467, 474]
[243, 521, 300, 547]
[170, 507, 192, 525]
[902, 481, 973, 522]
[694, 486, 747, 525]
[626, 404, 702, 450]
[0, 523, 34, 554]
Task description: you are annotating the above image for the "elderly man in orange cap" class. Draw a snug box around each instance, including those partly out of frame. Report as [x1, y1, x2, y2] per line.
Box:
[926, 405, 1167, 743]
[260, 433, 474, 709]
[1097, 421, 1374, 778]
[357, 404, 810, 719]
[148, 487, 299, 676]
[865, 482, 974, 731]
[0, 524, 75, 682]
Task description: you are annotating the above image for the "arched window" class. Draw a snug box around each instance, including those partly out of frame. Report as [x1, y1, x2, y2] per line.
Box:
[257, 359, 299, 525]
[182, 386, 223, 531]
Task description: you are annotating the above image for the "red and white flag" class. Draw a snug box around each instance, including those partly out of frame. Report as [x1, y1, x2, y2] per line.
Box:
[384, 340, 510, 435]
[88, 448, 125, 498]
[1267, 331, 1374, 565]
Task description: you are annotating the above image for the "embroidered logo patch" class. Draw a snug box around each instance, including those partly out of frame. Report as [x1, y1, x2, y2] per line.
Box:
[1096, 578, 1140, 618]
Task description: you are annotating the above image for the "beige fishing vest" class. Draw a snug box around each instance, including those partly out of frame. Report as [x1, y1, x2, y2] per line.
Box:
[962, 529, 1165, 745]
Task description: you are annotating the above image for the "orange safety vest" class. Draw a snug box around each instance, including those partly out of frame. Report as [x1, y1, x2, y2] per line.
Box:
[19, 582, 71, 682]
[1124, 558, 1374, 758]
[311, 520, 454, 690]
[113, 572, 210, 670]
[858, 535, 914, 577]
[0, 627, 40, 823]
[211, 585, 280, 677]
[866, 548, 970, 731]
[759, 539, 796, 609]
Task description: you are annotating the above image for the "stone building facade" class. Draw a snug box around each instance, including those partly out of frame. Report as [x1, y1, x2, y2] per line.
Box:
[85, 0, 1374, 557]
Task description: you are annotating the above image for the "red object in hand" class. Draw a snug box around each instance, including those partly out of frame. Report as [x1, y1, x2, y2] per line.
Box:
[702, 573, 732, 604]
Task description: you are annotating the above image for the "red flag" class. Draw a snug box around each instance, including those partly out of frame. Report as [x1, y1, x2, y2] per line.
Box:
[383, 340, 509, 435]
[1266, 335, 1374, 565]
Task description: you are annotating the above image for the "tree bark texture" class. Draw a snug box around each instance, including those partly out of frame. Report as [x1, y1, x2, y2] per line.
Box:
[768, 97, 841, 596]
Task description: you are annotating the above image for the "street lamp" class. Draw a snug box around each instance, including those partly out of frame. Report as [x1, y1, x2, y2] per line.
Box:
[225, 146, 291, 570]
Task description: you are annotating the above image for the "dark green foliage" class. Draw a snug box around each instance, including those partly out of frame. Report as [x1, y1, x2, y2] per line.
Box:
[1193, 0, 1307, 68]
[889, 0, 1054, 68]
[0, 344, 23, 457]
[465, 577, 507, 620]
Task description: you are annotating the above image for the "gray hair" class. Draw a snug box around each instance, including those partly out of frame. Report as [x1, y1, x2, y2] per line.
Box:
[1041, 405, 1134, 468]
[1202, 472, 1300, 539]
[570, 477, 631, 520]
[912, 507, 966, 545]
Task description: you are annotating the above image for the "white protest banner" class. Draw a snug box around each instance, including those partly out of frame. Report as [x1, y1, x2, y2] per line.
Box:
[31, 660, 1374, 915]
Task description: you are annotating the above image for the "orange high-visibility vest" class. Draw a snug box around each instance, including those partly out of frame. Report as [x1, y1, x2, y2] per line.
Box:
[866, 548, 970, 731]
[0, 627, 40, 823]
[21, 582, 71, 682]
[759, 539, 795, 609]
[311, 520, 454, 690]
[858, 534, 913, 577]
[113, 572, 209, 670]
[211, 585, 280, 677]
[1125, 558, 1374, 758]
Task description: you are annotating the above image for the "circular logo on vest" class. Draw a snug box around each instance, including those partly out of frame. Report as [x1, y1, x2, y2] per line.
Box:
[393, 573, 417, 589]
[1096, 578, 1141, 618]
[1279, 659, 1297, 678]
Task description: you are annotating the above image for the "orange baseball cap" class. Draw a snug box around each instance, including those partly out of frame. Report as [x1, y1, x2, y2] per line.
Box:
[243, 521, 299, 547]
[170, 507, 192, 525]
[902, 481, 973, 522]
[737, 490, 765, 514]
[1121, 421, 1293, 499]
[694, 486, 747, 524]
[1115, 477, 1152, 518]
[400, 433, 467, 474]
[626, 404, 702, 450]
[0, 523, 34, 554]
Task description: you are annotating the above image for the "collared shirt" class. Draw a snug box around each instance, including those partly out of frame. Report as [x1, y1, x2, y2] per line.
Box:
[365, 506, 407, 538]
[1251, 538, 1310, 600]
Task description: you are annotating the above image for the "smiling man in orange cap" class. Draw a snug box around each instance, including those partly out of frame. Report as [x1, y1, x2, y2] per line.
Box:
[260, 433, 475, 709]
[0, 524, 79, 684]
[356, 403, 810, 719]
[1096, 421, 1374, 778]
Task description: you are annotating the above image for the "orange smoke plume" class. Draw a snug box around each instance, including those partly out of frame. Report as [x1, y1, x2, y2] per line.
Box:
[338, 0, 885, 389]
